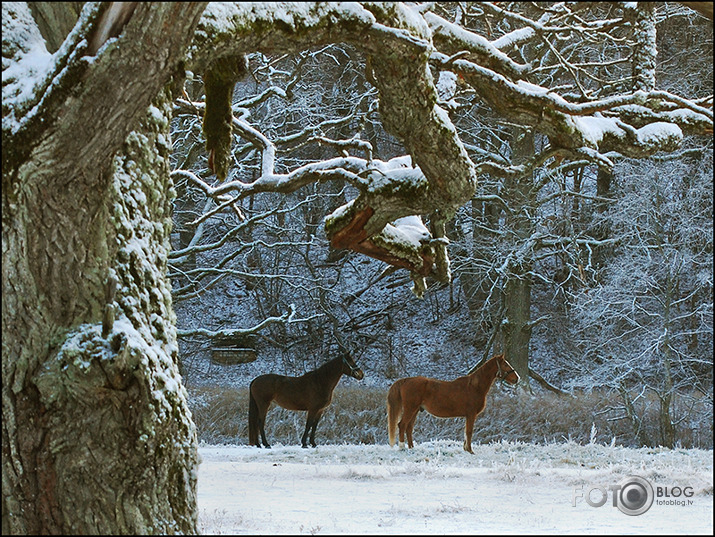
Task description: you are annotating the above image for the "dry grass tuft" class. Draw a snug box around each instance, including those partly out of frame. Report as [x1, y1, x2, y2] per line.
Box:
[188, 385, 713, 449]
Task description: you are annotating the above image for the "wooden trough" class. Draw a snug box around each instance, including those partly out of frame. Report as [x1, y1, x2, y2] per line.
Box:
[210, 347, 257, 365]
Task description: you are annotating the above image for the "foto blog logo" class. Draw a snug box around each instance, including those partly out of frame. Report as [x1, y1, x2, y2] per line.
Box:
[573, 475, 695, 516]
[572, 475, 654, 516]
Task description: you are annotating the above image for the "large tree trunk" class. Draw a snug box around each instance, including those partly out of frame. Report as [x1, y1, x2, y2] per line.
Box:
[2, 3, 206, 533]
[3, 90, 199, 535]
[500, 129, 536, 389]
[502, 266, 533, 388]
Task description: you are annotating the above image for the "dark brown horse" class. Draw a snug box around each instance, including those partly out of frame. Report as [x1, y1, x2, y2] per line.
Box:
[387, 353, 519, 453]
[249, 355, 364, 448]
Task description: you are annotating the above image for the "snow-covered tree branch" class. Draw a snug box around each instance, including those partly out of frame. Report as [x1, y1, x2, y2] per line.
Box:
[177, 2, 711, 293]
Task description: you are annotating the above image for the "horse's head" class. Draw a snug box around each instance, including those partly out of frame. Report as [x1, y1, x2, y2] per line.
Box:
[494, 354, 520, 385]
[341, 354, 364, 380]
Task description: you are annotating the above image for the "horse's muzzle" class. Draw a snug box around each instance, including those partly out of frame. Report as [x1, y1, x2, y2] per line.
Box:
[352, 369, 365, 380]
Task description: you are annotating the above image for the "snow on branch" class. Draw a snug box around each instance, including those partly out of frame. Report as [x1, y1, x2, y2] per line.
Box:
[182, 1, 710, 295]
[168, 195, 319, 263]
[479, 1, 625, 35]
[177, 304, 323, 338]
[311, 136, 373, 162]
[174, 157, 368, 199]
[423, 11, 531, 79]
[4, 3, 207, 181]
[174, 85, 448, 289]
[176, 83, 456, 291]
[433, 52, 711, 160]
[188, 2, 378, 72]
[1, 3, 54, 134]
[187, 2, 478, 292]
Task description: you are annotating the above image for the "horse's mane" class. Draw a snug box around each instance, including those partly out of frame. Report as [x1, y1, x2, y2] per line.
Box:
[467, 354, 504, 384]
[308, 356, 344, 377]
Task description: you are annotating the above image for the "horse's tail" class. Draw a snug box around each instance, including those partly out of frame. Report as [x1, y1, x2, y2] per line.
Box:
[387, 380, 403, 447]
[248, 380, 259, 447]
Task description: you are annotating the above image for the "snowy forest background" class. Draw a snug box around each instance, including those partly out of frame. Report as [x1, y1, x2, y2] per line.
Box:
[169, 3, 713, 451]
[5, 3, 713, 534]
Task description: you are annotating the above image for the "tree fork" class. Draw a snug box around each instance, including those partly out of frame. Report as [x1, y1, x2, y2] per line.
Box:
[3, 3, 206, 533]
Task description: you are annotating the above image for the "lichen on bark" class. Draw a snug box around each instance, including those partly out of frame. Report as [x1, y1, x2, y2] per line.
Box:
[26, 88, 199, 535]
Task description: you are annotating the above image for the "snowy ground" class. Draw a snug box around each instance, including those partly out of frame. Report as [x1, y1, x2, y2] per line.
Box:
[197, 440, 713, 535]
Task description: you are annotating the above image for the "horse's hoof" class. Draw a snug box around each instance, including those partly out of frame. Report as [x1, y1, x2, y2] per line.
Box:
[301, 444, 308, 449]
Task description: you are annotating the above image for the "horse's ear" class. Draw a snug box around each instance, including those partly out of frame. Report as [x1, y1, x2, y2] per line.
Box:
[332, 330, 352, 355]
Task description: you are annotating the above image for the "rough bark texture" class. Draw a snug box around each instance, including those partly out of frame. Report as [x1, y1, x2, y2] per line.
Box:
[203, 54, 249, 182]
[3, 90, 199, 535]
[502, 270, 533, 390]
[630, 2, 657, 92]
[3, 3, 206, 534]
[26, 2, 84, 53]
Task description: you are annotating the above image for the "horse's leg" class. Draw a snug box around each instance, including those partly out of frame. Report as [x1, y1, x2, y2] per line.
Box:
[257, 401, 271, 448]
[308, 409, 324, 448]
[259, 416, 271, 448]
[398, 407, 419, 449]
[248, 386, 260, 447]
[405, 411, 419, 449]
[397, 412, 407, 448]
[386, 383, 402, 447]
[301, 410, 319, 448]
[463, 413, 476, 454]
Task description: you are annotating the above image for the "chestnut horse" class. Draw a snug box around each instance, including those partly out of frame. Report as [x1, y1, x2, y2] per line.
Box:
[387, 354, 519, 453]
[249, 355, 364, 448]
